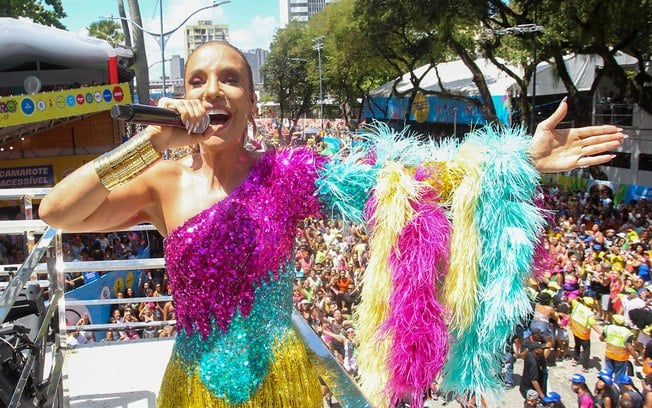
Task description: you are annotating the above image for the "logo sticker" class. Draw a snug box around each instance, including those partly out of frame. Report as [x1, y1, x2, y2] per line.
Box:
[21, 98, 35, 115]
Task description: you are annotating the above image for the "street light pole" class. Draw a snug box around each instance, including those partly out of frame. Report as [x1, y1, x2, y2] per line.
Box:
[159, 0, 166, 98]
[488, 22, 544, 133]
[148, 59, 171, 70]
[103, 0, 230, 99]
[313, 36, 324, 132]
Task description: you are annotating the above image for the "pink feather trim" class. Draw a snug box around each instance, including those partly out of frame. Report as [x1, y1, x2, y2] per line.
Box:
[382, 192, 451, 407]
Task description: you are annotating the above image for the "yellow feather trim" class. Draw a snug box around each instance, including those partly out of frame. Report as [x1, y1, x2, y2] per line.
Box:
[356, 161, 422, 408]
[157, 331, 322, 407]
[442, 143, 486, 331]
[417, 160, 461, 202]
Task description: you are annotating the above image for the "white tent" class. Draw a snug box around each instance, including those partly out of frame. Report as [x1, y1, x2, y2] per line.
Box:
[369, 58, 520, 98]
[523, 52, 638, 96]
[370, 53, 640, 99]
[0, 17, 132, 72]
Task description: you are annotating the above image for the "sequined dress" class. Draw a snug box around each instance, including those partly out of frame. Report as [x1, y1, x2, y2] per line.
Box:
[157, 148, 325, 407]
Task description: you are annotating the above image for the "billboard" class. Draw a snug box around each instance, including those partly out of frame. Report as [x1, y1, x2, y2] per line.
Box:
[363, 94, 511, 126]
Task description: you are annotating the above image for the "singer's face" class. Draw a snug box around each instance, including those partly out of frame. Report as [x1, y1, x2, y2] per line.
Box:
[184, 43, 256, 146]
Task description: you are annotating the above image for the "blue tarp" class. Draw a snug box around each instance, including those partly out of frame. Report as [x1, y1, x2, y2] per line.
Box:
[363, 94, 511, 126]
[65, 245, 150, 341]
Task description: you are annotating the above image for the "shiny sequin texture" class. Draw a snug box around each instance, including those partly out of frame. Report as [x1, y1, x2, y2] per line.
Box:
[158, 329, 323, 408]
[161, 148, 325, 405]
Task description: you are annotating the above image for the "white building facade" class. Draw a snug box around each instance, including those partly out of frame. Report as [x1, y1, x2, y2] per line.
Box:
[279, 0, 338, 27]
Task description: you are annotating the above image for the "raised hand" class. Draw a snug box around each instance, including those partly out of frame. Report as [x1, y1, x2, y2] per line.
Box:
[528, 98, 627, 173]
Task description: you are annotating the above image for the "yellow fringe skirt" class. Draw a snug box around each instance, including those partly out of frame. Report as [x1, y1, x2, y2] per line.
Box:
[157, 331, 323, 407]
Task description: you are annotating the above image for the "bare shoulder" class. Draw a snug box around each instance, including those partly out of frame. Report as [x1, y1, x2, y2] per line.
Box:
[143, 154, 215, 234]
[134, 157, 181, 199]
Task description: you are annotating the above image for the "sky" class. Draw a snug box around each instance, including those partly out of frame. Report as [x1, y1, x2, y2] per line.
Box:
[59, 0, 280, 79]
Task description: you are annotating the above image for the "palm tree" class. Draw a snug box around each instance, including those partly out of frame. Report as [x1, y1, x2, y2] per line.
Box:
[87, 20, 124, 47]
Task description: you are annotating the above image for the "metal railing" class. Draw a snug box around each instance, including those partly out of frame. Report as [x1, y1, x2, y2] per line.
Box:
[0, 187, 372, 407]
[0, 188, 64, 408]
[593, 102, 634, 126]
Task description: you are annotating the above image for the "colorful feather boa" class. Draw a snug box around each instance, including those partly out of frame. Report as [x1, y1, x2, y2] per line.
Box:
[442, 141, 485, 332]
[356, 161, 419, 407]
[383, 190, 451, 408]
[316, 123, 544, 406]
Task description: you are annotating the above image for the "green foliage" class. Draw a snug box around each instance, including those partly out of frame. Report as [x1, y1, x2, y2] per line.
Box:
[307, 0, 393, 125]
[0, 0, 67, 29]
[261, 21, 314, 129]
[487, 0, 650, 116]
[87, 20, 125, 47]
[354, 0, 444, 74]
[263, 0, 652, 125]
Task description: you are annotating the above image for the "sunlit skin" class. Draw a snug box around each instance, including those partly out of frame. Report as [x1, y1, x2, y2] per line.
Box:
[39, 42, 260, 236]
[528, 97, 626, 173]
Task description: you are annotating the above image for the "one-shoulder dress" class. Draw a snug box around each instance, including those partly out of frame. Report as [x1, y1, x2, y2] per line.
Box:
[157, 149, 326, 407]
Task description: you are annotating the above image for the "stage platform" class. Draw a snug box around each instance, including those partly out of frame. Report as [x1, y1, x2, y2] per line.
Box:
[63, 331, 616, 408]
[65, 339, 173, 408]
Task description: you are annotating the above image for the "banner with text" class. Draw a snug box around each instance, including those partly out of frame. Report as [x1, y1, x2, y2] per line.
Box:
[0, 83, 132, 128]
[0, 165, 54, 188]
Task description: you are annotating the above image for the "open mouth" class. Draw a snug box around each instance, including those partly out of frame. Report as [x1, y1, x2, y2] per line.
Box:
[208, 113, 230, 126]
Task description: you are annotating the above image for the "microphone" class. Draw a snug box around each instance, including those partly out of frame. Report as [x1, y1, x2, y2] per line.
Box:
[110, 104, 211, 134]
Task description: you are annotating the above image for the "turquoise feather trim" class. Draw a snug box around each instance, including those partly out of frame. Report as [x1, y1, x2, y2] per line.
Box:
[315, 147, 375, 225]
[315, 122, 432, 224]
[441, 125, 544, 404]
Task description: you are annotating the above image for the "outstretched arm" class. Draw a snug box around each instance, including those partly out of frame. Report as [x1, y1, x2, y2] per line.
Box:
[529, 97, 627, 173]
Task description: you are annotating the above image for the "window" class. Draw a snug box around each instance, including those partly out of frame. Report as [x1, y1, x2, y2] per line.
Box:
[638, 153, 652, 171]
[604, 152, 630, 169]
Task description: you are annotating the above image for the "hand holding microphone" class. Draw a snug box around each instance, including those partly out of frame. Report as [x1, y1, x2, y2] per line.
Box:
[111, 104, 215, 134]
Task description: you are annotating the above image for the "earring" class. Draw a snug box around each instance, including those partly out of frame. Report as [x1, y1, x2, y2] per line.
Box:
[243, 118, 257, 151]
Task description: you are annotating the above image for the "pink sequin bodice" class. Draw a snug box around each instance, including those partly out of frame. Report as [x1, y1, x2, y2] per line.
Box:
[164, 148, 325, 338]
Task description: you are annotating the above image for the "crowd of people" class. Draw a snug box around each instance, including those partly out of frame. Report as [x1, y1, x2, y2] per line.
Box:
[42, 230, 174, 345]
[292, 218, 367, 381]
[9, 176, 652, 406]
[509, 184, 652, 408]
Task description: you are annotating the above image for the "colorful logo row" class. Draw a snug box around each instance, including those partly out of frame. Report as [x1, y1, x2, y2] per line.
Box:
[0, 86, 125, 116]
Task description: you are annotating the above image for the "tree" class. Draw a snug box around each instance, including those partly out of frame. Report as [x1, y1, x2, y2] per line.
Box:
[126, 0, 150, 105]
[306, 0, 393, 129]
[261, 21, 314, 142]
[265, 0, 651, 132]
[543, 0, 652, 114]
[431, 0, 503, 125]
[354, 0, 443, 122]
[87, 20, 124, 47]
[354, 0, 503, 126]
[0, 0, 66, 29]
[481, 0, 549, 128]
[486, 0, 652, 124]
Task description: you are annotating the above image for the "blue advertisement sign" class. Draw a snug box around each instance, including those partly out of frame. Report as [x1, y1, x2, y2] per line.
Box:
[624, 185, 652, 203]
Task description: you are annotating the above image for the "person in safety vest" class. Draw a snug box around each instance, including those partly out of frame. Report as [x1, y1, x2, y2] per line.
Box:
[600, 314, 642, 381]
[570, 297, 600, 372]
